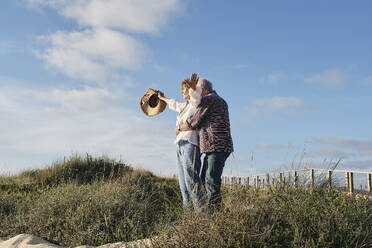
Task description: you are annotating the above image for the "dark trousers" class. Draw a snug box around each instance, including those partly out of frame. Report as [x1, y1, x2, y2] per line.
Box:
[200, 152, 230, 209]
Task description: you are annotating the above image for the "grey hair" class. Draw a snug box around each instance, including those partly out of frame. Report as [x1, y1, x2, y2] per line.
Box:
[197, 78, 213, 94]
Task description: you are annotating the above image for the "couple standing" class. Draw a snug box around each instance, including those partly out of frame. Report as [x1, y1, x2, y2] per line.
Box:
[158, 73, 233, 213]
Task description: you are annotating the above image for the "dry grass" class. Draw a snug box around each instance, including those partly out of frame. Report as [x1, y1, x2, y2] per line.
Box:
[0, 154, 182, 247]
[154, 186, 372, 248]
[1, 154, 371, 247]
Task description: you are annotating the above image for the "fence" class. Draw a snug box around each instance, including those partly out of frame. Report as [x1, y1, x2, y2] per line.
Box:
[222, 168, 372, 195]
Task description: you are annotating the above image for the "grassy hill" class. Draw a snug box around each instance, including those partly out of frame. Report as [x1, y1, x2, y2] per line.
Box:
[0, 154, 181, 247]
[1, 154, 371, 247]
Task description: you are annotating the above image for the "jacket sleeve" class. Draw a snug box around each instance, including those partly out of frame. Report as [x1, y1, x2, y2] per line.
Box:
[168, 99, 186, 113]
[186, 96, 211, 130]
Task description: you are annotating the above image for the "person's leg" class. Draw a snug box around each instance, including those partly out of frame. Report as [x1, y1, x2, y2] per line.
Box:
[204, 152, 230, 210]
[200, 154, 208, 187]
[176, 141, 190, 210]
[181, 142, 204, 211]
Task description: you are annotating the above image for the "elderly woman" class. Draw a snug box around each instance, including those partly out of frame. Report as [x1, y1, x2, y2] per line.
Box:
[158, 73, 204, 212]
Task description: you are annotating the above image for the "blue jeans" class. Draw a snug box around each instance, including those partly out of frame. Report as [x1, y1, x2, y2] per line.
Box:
[176, 140, 204, 211]
[201, 152, 230, 209]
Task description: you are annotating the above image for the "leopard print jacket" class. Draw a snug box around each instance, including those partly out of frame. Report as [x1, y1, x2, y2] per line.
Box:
[186, 91, 234, 154]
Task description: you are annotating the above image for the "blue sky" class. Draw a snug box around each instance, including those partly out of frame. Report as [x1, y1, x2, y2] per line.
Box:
[1, 0, 372, 178]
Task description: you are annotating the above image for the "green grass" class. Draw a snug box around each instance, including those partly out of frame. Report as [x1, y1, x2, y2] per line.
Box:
[155, 186, 372, 248]
[0, 154, 182, 247]
[1, 154, 371, 247]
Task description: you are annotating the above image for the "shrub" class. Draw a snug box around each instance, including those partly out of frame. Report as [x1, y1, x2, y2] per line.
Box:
[154, 186, 372, 248]
[0, 155, 182, 247]
[12, 154, 133, 186]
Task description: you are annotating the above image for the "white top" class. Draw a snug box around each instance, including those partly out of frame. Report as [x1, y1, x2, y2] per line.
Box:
[168, 86, 202, 146]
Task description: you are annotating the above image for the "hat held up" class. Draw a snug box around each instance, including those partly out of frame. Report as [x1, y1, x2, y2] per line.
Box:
[140, 88, 166, 117]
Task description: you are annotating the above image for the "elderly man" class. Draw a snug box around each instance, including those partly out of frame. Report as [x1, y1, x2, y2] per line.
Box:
[179, 77, 233, 210]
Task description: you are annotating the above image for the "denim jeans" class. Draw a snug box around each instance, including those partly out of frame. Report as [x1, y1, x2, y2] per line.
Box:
[176, 140, 204, 211]
[200, 152, 230, 209]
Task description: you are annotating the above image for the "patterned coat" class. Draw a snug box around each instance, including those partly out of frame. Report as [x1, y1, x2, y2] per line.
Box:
[186, 91, 234, 154]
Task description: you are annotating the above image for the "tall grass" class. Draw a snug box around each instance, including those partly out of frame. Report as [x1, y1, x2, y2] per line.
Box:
[10, 153, 133, 186]
[0, 154, 182, 247]
[154, 186, 372, 248]
[1, 154, 371, 247]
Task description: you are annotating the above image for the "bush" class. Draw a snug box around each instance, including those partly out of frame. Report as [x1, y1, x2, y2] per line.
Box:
[1, 155, 371, 247]
[13, 154, 133, 186]
[0, 155, 182, 247]
[154, 186, 372, 248]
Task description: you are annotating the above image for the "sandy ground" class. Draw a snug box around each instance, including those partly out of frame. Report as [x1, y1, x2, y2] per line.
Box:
[0, 234, 153, 248]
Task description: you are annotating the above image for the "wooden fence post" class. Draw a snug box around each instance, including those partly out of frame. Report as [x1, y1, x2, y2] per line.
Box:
[294, 171, 298, 187]
[368, 173, 371, 194]
[246, 176, 249, 187]
[327, 170, 332, 188]
[256, 176, 259, 189]
[349, 172, 354, 194]
[238, 177, 241, 185]
[346, 172, 350, 191]
[279, 173, 283, 185]
[310, 169, 314, 187]
[266, 173, 270, 188]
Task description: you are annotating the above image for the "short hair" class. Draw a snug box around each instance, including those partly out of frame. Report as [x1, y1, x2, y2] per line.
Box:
[197, 78, 213, 93]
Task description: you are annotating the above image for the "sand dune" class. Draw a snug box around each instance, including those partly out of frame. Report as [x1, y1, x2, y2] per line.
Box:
[0, 234, 153, 248]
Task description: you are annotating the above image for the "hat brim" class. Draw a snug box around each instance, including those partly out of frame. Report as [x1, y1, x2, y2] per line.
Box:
[140, 89, 166, 117]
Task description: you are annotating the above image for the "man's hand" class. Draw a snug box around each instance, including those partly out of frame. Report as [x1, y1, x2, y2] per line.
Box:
[189, 73, 198, 90]
[179, 123, 191, 131]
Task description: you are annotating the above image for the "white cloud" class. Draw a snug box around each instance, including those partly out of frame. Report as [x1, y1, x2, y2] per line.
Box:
[26, 0, 182, 34]
[255, 143, 287, 150]
[312, 137, 372, 156]
[0, 81, 176, 176]
[259, 71, 287, 84]
[30, 85, 122, 112]
[340, 160, 372, 170]
[63, 0, 181, 34]
[304, 68, 347, 88]
[27, 0, 182, 83]
[36, 28, 147, 82]
[251, 96, 307, 116]
[26, 0, 68, 8]
[307, 149, 355, 159]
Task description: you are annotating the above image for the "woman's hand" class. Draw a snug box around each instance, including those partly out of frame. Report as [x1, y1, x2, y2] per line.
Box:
[158, 92, 170, 104]
[174, 127, 180, 136]
[157, 92, 164, 100]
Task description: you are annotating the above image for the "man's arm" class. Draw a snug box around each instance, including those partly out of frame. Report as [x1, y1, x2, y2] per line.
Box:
[179, 97, 212, 131]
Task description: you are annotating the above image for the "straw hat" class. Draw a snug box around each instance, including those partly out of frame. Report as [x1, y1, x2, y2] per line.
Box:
[140, 88, 166, 117]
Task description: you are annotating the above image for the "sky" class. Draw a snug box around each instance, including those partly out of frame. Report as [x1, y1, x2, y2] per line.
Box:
[1, 0, 372, 180]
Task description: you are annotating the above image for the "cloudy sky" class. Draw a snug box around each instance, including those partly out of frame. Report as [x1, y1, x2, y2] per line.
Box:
[1, 0, 372, 177]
